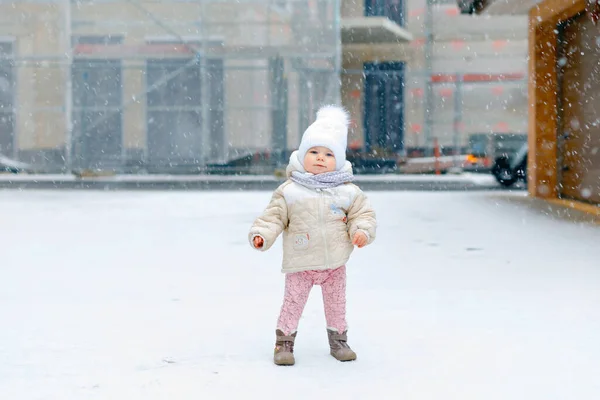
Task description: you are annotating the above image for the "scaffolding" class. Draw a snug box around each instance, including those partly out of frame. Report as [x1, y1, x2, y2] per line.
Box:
[0, 0, 530, 174]
[337, 0, 528, 167]
[404, 0, 528, 156]
[0, 0, 342, 172]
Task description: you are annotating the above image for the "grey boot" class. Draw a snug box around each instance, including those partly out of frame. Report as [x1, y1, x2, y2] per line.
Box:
[274, 329, 296, 366]
[327, 329, 357, 361]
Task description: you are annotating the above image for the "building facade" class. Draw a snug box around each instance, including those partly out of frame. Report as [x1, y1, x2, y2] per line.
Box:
[342, 0, 530, 157]
[0, 0, 529, 173]
[0, 0, 345, 172]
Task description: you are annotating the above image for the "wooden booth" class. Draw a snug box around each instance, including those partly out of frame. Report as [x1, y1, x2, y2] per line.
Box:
[461, 0, 600, 211]
[530, 0, 600, 207]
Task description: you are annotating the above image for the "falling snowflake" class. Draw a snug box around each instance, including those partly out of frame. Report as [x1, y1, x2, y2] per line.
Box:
[538, 184, 550, 196]
[570, 118, 581, 130]
[580, 188, 593, 199]
[557, 57, 568, 67]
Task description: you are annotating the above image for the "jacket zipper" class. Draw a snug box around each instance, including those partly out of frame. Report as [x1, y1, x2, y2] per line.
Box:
[318, 189, 330, 268]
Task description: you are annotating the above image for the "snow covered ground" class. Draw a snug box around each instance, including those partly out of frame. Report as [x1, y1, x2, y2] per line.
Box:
[1, 190, 599, 400]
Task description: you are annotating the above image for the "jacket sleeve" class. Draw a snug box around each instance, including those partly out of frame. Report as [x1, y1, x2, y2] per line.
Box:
[248, 184, 289, 251]
[347, 188, 377, 245]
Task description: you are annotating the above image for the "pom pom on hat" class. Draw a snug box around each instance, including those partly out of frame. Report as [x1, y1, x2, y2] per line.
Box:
[297, 105, 350, 171]
[315, 105, 351, 127]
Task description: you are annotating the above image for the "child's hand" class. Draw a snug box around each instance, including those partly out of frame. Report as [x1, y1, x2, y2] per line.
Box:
[352, 232, 368, 248]
[253, 236, 264, 249]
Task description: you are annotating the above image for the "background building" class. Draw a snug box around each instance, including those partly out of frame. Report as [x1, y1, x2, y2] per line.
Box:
[0, 0, 343, 172]
[343, 0, 529, 159]
[0, 0, 529, 173]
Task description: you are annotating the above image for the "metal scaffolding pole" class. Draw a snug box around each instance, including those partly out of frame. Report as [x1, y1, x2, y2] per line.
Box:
[453, 72, 463, 167]
[63, 0, 73, 171]
[423, 0, 434, 157]
[199, 10, 210, 166]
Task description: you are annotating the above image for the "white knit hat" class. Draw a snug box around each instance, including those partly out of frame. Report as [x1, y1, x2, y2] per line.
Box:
[297, 105, 350, 171]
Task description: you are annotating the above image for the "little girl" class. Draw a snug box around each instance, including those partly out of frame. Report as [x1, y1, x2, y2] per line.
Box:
[249, 105, 377, 366]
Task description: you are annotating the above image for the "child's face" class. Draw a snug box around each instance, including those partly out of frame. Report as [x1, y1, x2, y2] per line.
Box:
[303, 146, 336, 174]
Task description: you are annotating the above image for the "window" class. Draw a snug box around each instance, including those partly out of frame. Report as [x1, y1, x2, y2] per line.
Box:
[364, 62, 405, 154]
[365, 0, 405, 27]
[71, 36, 123, 169]
[144, 38, 225, 168]
[146, 58, 203, 166]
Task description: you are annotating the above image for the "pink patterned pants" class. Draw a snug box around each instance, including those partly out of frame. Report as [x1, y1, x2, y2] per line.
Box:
[276, 265, 347, 335]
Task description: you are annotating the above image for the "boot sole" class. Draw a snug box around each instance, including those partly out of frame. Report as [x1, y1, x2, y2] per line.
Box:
[274, 361, 295, 366]
[274, 354, 295, 366]
[330, 351, 357, 362]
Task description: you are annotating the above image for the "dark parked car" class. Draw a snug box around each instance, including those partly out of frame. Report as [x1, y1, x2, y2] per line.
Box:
[491, 143, 527, 187]
[464, 132, 528, 172]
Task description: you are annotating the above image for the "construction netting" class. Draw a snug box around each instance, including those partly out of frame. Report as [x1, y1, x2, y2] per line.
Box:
[0, 0, 341, 172]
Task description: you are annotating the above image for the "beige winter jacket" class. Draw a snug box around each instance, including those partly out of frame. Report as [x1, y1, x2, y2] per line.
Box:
[249, 151, 377, 273]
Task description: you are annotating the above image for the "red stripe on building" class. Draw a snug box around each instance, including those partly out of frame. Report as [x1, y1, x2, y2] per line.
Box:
[444, 7, 460, 16]
[450, 39, 465, 50]
[410, 88, 424, 97]
[410, 38, 426, 47]
[409, 8, 424, 17]
[439, 88, 453, 97]
[410, 123, 422, 133]
[431, 73, 525, 83]
[74, 44, 195, 56]
[491, 86, 504, 95]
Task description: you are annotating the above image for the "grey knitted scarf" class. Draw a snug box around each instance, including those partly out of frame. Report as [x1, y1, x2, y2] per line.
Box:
[290, 170, 355, 189]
